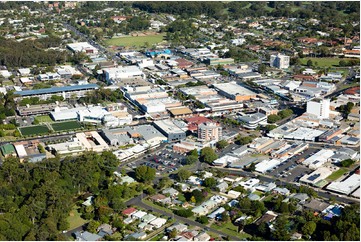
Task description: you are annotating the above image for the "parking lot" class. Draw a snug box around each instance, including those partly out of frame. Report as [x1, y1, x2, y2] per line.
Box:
[268, 147, 319, 182]
[123, 145, 186, 175]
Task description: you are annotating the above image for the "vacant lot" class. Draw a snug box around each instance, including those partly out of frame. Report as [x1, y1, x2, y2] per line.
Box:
[51, 121, 82, 132]
[19, 125, 50, 136]
[300, 57, 357, 68]
[105, 33, 166, 48]
[67, 206, 88, 230]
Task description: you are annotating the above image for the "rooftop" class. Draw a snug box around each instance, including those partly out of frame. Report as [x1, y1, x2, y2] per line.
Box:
[14, 84, 99, 96]
[213, 82, 257, 96]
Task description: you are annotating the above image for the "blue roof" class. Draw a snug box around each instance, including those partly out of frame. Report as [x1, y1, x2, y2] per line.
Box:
[15, 84, 99, 96]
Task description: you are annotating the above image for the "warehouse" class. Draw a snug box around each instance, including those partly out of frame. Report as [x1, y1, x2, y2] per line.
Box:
[213, 82, 257, 101]
[255, 159, 282, 173]
[326, 174, 360, 195]
[299, 167, 334, 186]
[153, 120, 186, 142]
[302, 149, 334, 169]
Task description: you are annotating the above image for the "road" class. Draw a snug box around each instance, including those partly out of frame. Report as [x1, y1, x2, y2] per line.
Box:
[126, 194, 244, 241]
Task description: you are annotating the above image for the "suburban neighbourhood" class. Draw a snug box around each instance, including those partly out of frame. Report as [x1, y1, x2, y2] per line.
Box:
[0, 1, 359, 241]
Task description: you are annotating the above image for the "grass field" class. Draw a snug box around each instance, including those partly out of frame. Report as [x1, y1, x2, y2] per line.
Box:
[51, 121, 82, 132]
[326, 168, 348, 181]
[67, 206, 88, 230]
[105, 33, 166, 47]
[35, 115, 53, 123]
[300, 57, 357, 68]
[19, 125, 50, 136]
[211, 221, 251, 239]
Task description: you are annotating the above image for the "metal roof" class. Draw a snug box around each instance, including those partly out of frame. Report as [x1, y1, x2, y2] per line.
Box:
[14, 84, 99, 96]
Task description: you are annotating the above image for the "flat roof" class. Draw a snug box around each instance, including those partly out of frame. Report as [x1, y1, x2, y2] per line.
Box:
[213, 82, 257, 96]
[154, 120, 185, 134]
[14, 84, 99, 96]
[327, 174, 360, 195]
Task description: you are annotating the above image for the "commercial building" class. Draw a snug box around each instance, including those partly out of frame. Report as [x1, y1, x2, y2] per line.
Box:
[237, 112, 267, 129]
[300, 167, 334, 186]
[153, 120, 186, 142]
[213, 82, 257, 101]
[14, 84, 99, 101]
[306, 98, 330, 119]
[212, 155, 239, 167]
[67, 42, 98, 55]
[197, 122, 222, 141]
[270, 53, 290, 69]
[255, 159, 282, 173]
[103, 66, 145, 84]
[326, 174, 360, 195]
[302, 149, 334, 169]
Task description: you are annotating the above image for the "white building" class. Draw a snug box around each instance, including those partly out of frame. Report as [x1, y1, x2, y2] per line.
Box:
[327, 174, 360, 195]
[67, 42, 98, 55]
[306, 98, 330, 119]
[103, 66, 145, 83]
[270, 53, 290, 69]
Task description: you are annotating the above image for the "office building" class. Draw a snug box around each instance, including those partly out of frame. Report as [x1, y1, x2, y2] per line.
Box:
[270, 53, 290, 69]
[306, 98, 330, 119]
[198, 122, 222, 141]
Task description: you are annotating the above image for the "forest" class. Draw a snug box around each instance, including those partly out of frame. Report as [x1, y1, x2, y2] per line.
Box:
[0, 151, 119, 240]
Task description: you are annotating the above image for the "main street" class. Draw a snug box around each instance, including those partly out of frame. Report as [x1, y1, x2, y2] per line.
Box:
[126, 194, 244, 241]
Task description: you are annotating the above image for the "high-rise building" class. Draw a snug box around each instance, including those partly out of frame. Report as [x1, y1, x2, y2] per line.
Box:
[270, 53, 290, 69]
[197, 122, 222, 141]
[306, 98, 330, 119]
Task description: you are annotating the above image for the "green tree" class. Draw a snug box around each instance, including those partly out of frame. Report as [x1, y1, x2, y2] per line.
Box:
[200, 147, 218, 164]
[134, 165, 156, 182]
[176, 169, 191, 182]
[235, 135, 253, 145]
[272, 215, 290, 240]
[216, 140, 229, 149]
[258, 64, 267, 74]
[196, 215, 209, 224]
[302, 221, 317, 237]
[185, 155, 198, 165]
[267, 114, 281, 123]
[87, 220, 101, 233]
[203, 177, 217, 188]
[307, 59, 313, 67]
[168, 228, 177, 239]
[278, 109, 293, 119]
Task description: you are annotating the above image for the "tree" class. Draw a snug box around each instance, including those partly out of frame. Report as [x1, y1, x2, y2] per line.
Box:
[158, 177, 173, 189]
[38, 144, 45, 153]
[176, 169, 191, 182]
[168, 228, 177, 239]
[196, 215, 209, 224]
[216, 140, 229, 150]
[267, 114, 281, 123]
[185, 155, 198, 165]
[307, 59, 313, 67]
[235, 136, 253, 145]
[339, 60, 347, 67]
[272, 215, 290, 240]
[174, 209, 193, 218]
[264, 124, 277, 132]
[258, 64, 267, 74]
[87, 220, 100, 233]
[340, 159, 355, 167]
[247, 162, 256, 172]
[200, 147, 218, 164]
[134, 165, 156, 182]
[302, 221, 317, 237]
[203, 177, 217, 188]
[278, 109, 293, 119]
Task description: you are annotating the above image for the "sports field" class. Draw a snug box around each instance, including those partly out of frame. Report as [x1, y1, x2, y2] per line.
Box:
[51, 121, 82, 132]
[300, 57, 357, 68]
[105, 33, 166, 47]
[19, 125, 50, 136]
[34, 115, 53, 123]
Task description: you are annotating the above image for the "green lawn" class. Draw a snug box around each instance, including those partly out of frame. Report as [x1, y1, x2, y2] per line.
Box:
[51, 121, 82, 132]
[105, 33, 166, 48]
[300, 57, 358, 68]
[326, 168, 348, 181]
[35, 115, 54, 123]
[19, 125, 50, 136]
[150, 233, 165, 241]
[211, 221, 251, 239]
[67, 206, 88, 230]
[142, 199, 174, 214]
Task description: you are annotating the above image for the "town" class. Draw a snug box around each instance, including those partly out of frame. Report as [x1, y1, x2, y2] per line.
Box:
[0, 1, 359, 241]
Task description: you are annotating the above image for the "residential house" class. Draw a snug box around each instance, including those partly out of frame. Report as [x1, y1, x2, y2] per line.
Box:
[122, 207, 137, 217]
[162, 187, 179, 198]
[97, 224, 113, 237]
[150, 217, 167, 229]
[255, 211, 278, 226]
[141, 214, 157, 224]
[194, 232, 211, 241]
[166, 223, 188, 233]
[127, 232, 147, 240]
[74, 231, 102, 241]
[216, 182, 228, 193]
[273, 187, 290, 196]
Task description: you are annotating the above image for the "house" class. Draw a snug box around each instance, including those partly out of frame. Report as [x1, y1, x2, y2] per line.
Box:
[166, 223, 188, 233]
[291, 232, 303, 240]
[303, 199, 330, 213]
[74, 231, 102, 241]
[192, 206, 209, 216]
[208, 207, 226, 220]
[122, 207, 137, 217]
[132, 210, 147, 220]
[255, 211, 278, 225]
[0, 144, 16, 158]
[162, 187, 179, 198]
[248, 193, 261, 201]
[150, 217, 167, 228]
[194, 232, 211, 241]
[127, 232, 147, 240]
[227, 190, 241, 199]
[149, 194, 170, 204]
[97, 224, 113, 237]
[273, 187, 290, 196]
[123, 217, 135, 224]
[82, 196, 94, 207]
[141, 214, 157, 224]
[216, 182, 228, 193]
[291, 193, 310, 203]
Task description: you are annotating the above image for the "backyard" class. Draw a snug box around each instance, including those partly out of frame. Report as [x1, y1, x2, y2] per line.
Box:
[67, 206, 89, 231]
[105, 33, 166, 48]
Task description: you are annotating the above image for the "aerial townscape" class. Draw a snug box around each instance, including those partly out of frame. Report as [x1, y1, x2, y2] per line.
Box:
[0, 1, 360, 241]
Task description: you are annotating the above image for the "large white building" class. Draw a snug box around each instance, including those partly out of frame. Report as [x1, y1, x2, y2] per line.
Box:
[103, 66, 145, 84]
[67, 42, 98, 55]
[270, 53, 290, 69]
[306, 98, 330, 119]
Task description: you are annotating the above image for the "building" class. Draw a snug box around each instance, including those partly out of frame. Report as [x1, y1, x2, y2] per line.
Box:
[197, 122, 222, 141]
[0, 144, 16, 158]
[14, 84, 99, 101]
[326, 174, 360, 195]
[213, 82, 257, 101]
[270, 53, 290, 69]
[306, 98, 330, 119]
[238, 112, 267, 129]
[153, 120, 186, 142]
[67, 42, 98, 55]
[103, 66, 145, 84]
[300, 167, 334, 186]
